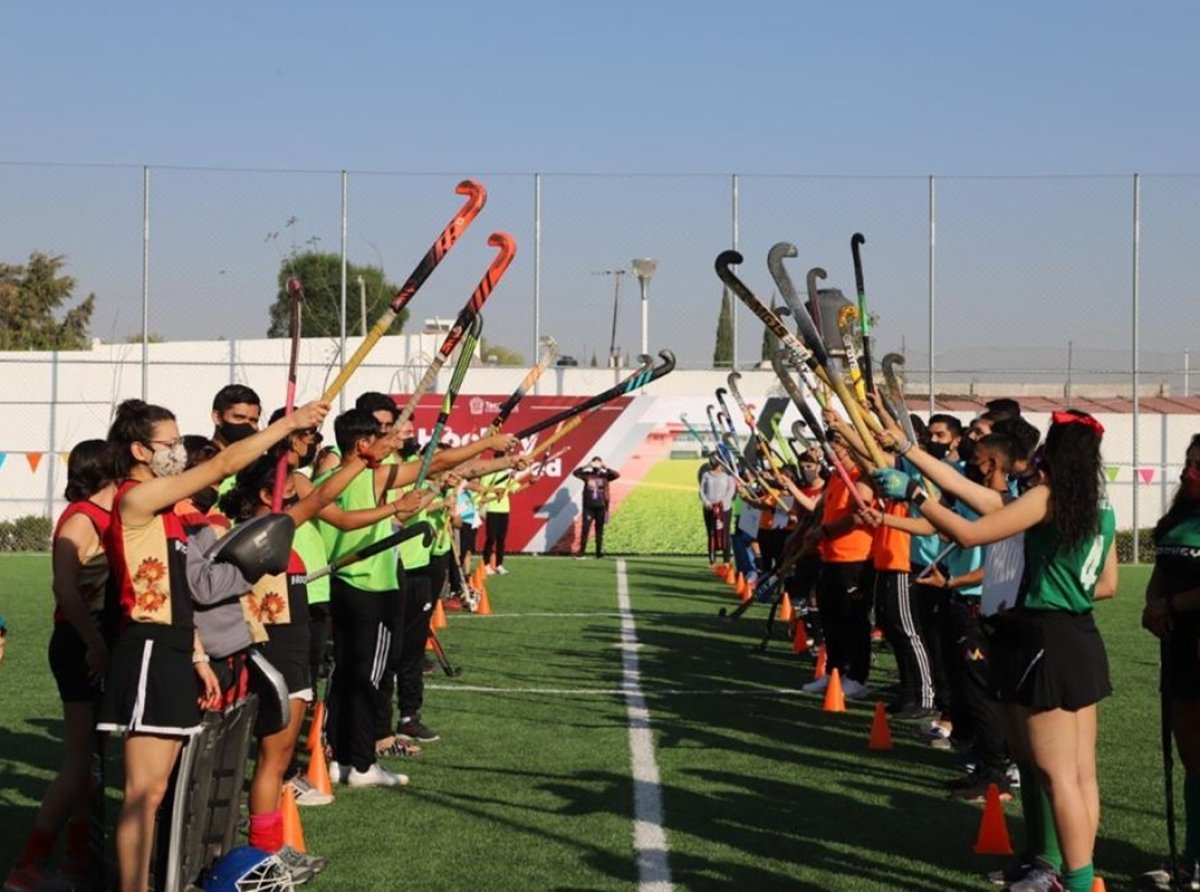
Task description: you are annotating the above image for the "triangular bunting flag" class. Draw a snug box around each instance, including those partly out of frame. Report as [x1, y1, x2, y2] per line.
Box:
[60, 452, 70, 464]
[1104, 466, 1119, 482]
[1138, 468, 1155, 485]
[25, 452, 43, 473]
[0, 452, 6, 472]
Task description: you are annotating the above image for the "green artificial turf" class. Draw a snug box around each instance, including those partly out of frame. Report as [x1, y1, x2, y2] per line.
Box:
[604, 459, 708, 555]
[0, 555, 1173, 890]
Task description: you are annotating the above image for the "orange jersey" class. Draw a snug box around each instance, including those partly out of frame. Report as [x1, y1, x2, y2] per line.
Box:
[817, 471, 873, 563]
[872, 501, 913, 572]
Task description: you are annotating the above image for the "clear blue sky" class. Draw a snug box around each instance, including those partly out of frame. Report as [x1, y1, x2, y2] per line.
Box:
[3, 1, 1198, 370]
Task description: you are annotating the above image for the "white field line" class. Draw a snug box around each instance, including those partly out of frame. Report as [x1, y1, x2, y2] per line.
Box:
[616, 557, 673, 892]
[451, 611, 624, 618]
[425, 684, 808, 696]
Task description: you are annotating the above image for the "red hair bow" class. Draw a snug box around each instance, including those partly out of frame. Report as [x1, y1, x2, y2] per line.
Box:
[1051, 410, 1104, 437]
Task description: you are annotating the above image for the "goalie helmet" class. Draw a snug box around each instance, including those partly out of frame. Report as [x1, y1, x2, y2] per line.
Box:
[204, 846, 294, 891]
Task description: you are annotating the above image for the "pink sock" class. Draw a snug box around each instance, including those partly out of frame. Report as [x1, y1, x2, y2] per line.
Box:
[248, 809, 284, 853]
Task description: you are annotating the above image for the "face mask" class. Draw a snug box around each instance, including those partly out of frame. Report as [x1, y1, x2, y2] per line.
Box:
[282, 493, 300, 510]
[400, 437, 419, 459]
[956, 438, 974, 462]
[1181, 467, 1200, 501]
[296, 444, 316, 469]
[925, 442, 949, 461]
[964, 463, 986, 485]
[149, 442, 187, 478]
[801, 466, 819, 485]
[218, 421, 257, 445]
[192, 486, 219, 514]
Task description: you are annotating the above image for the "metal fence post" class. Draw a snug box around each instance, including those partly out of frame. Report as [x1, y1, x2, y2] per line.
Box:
[1132, 172, 1141, 562]
[928, 174, 936, 414]
[141, 166, 151, 400]
[731, 173, 739, 370]
[339, 170, 348, 414]
[534, 172, 542, 383]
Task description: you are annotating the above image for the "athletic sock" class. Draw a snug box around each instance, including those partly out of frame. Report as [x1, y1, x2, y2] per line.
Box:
[1037, 784, 1064, 872]
[248, 809, 284, 854]
[15, 827, 55, 869]
[64, 818, 91, 874]
[1061, 863, 1094, 892]
[1184, 774, 1200, 861]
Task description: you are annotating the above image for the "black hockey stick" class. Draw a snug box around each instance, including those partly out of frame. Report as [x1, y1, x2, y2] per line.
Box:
[429, 629, 462, 678]
[511, 350, 675, 440]
[1163, 639, 1181, 887]
[304, 523, 433, 583]
[488, 336, 558, 433]
[272, 277, 304, 511]
[851, 233, 876, 396]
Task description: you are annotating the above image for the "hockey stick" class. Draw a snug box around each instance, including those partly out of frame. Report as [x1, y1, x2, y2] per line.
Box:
[488, 336, 558, 433]
[304, 522, 433, 583]
[770, 350, 870, 512]
[850, 233, 876, 396]
[320, 179, 487, 403]
[1162, 639, 1181, 886]
[414, 313, 485, 488]
[396, 232, 516, 429]
[728, 372, 788, 483]
[510, 350, 675, 440]
[761, 245, 886, 460]
[428, 629, 462, 678]
[836, 304, 868, 404]
[272, 277, 304, 512]
[881, 353, 919, 444]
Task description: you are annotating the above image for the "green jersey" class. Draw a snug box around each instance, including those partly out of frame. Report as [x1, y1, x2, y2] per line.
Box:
[397, 456, 434, 571]
[1021, 500, 1116, 613]
[431, 504, 453, 557]
[480, 471, 513, 513]
[1154, 511, 1200, 598]
[292, 519, 330, 605]
[316, 466, 398, 593]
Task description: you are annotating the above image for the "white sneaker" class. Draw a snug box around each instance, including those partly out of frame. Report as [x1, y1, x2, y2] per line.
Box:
[802, 676, 830, 694]
[484, 566, 495, 576]
[289, 775, 334, 806]
[842, 679, 869, 699]
[347, 762, 409, 788]
[328, 760, 352, 785]
[495, 565, 509, 576]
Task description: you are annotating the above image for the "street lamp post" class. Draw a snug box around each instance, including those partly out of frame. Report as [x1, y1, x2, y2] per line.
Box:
[356, 275, 367, 337]
[632, 258, 657, 357]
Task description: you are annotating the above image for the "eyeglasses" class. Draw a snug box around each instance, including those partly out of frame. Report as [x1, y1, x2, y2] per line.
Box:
[145, 438, 183, 450]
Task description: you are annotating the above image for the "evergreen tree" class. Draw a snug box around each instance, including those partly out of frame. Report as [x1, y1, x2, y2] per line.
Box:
[0, 252, 95, 350]
[713, 288, 733, 368]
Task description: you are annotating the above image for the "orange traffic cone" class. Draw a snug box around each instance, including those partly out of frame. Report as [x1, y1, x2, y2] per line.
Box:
[306, 739, 334, 797]
[813, 644, 827, 679]
[778, 593, 794, 623]
[431, 598, 448, 630]
[1091, 879, 1106, 892]
[476, 588, 493, 615]
[868, 701, 893, 751]
[723, 563, 737, 585]
[792, 617, 810, 654]
[712, 563, 726, 577]
[306, 701, 325, 752]
[281, 785, 307, 853]
[972, 783, 1014, 855]
[425, 635, 435, 651]
[822, 668, 846, 713]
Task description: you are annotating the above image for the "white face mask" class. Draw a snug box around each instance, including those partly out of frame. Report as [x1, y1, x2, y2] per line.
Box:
[149, 442, 187, 478]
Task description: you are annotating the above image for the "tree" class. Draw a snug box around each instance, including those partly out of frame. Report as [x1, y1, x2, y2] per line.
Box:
[713, 287, 733, 367]
[0, 252, 95, 350]
[267, 252, 405, 338]
[480, 339, 525, 366]
[759, 292, 779, 365]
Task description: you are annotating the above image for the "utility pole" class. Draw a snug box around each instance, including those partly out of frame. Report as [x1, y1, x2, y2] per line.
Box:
[592, 269, 626, 368]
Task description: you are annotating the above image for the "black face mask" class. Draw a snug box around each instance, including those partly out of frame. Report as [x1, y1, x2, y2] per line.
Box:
[400, 437, 420, 459]
[192, 486, 219, 514]
[282, 494, 300, 510]
[218, 420, 258, 445]
[964, 463, 986, 485]
[925, 442, 950, 461]
[957, 438, 975, 463]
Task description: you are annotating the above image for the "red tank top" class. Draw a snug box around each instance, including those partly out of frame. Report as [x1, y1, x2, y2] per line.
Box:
[104, 479, 193, 631]
[52, 500, 111, 623]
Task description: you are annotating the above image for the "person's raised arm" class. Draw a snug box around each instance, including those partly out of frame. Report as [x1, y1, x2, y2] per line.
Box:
[897, 444, 1004, 515]
[124, 401, 329, 521]
[288, 430, 399, 527]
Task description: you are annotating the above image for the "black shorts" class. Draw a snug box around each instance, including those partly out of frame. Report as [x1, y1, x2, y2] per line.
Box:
[987, 609, 1111, 712]
[259, 625, 312, 701]
[97, 624, 202, 737]
[1162, 616, 1200, 701]
[48, 622, 100, 704]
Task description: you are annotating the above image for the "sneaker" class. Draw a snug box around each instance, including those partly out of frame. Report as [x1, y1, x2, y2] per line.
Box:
[1007, 863, 1063, 891]
[802, 676, 830, 694]
[485, 566, 495, 576]
[1142, 860, 1200, 890]
[495, 565, 509, 576]
[841, 679, 870, 700]
[377, 738, 422, 758]
[346, 762, 409, 788]
[575, 554, 587, 560]
[1005, 762, 1022, 789]
[289, 774, 334, 807]
[274, 845, 321, 884]
[327, 760, 351, 785]
[919, 721, 952, 742]
[4, 865, 51, 892]
[397, 717, 440, 743]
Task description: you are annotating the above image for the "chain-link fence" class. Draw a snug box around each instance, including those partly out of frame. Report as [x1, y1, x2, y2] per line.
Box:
[2, 164, 1198, 555]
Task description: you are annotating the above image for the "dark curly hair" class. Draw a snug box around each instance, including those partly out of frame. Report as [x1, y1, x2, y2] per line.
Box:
[64, 439, 113, 502]
[1154, 434, 1200, 545]
[217, 454, 278, 523]
[1042, 410, 1103, 551]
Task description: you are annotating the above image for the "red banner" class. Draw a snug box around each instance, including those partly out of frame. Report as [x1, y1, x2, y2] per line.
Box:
[399, 393, 633, 553]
